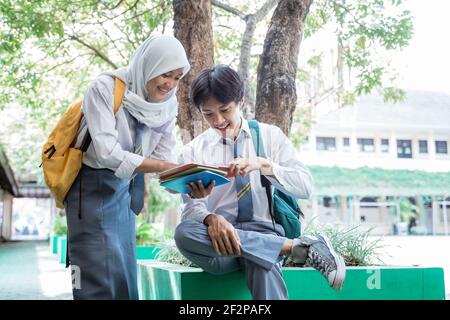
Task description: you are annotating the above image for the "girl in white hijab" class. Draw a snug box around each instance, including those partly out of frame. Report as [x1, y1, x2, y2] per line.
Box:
[65, 34, 190, 300]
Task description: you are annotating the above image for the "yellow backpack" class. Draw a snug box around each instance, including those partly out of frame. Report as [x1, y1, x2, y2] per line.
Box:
[42, 78, 126, 209]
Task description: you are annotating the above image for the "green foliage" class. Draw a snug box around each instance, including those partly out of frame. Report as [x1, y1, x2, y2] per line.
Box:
[155, 239, 197, 267]
[310, 166, 450, 196]
[135, 216, 170, 246]
[0, 0, 414, 178]
[0, 0, 171, 179]
[299, 0, 413, 109]
[398, 197, 419, 223]
[290, 105, 314, 148]
[146, 178, 179, 222]
[52, 214, 67, 236]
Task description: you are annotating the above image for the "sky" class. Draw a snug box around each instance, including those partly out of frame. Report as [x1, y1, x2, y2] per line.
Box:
[391, 0, 450, 94]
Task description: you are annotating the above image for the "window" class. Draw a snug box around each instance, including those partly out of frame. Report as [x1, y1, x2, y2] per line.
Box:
[397, 139, 412, 158]
[381, 139, 389, 153]
[343, 137, 350, 146]
[436, 140, 448, 154]
[323, 196, 336, 208]
[357, 138, 375, 152]
[419, 140, 428, 154]
[316, 137, 336, 151]
[343, 137, 350, 151]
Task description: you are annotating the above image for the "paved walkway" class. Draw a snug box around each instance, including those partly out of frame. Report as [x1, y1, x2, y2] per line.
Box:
[0, 241, 72, 300]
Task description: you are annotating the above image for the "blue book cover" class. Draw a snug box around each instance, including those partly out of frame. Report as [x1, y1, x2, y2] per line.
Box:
[160, 170, 231, 194]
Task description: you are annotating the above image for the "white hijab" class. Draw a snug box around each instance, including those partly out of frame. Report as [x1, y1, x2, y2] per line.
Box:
[104, 34, 190, 128]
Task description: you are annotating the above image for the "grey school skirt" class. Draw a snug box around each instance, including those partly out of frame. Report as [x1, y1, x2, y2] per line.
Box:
[64, 164, 138, 300]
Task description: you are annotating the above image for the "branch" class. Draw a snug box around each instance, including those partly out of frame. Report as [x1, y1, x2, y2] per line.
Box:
[38, 53, 92, 75]
[254, 0, 279, 22]
[69, 35, 118, 69]
[99, 21, 128, 62]
[100, 0, 125, 10]
[329, 0, 369, 32]
[211, 0, 246, 20]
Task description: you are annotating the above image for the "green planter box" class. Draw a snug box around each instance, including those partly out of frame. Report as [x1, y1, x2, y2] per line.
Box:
[138, 261, 446, 300]
[50, 235, 62, 254]
[58, 237, 67, 265]
[136, 245, 161, 260]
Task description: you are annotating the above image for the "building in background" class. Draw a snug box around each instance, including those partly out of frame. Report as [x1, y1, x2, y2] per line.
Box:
[299, 91, 450, 235]
[0, 146, 19, 241]
[0, 144, 55, 241]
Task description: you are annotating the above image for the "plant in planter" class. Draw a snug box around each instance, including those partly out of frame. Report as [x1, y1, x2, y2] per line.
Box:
[284, 221, 386, 267]
[154, 239, 196, 267]
[135, 216, 174, 259]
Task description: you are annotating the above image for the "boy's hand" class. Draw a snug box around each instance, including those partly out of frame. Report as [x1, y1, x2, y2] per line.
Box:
[204, 214, 241, 256]
[227, 157, 273, 176]
[187, 180, 215, 199]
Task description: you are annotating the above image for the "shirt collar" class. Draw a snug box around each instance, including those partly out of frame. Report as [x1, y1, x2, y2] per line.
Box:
[207, 117, 252, 145]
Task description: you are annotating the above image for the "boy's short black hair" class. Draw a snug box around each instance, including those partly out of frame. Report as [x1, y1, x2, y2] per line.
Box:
[190, 64, 244, 109]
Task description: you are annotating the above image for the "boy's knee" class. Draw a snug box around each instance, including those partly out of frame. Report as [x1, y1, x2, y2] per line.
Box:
[174, 219, 200, 249]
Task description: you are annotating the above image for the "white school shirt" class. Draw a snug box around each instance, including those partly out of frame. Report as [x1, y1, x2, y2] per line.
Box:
[75, 75, 177, 180]
[179, 118, 313, 224]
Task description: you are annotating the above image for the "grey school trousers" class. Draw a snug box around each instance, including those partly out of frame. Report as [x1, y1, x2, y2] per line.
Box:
[174, 219, 289, 300]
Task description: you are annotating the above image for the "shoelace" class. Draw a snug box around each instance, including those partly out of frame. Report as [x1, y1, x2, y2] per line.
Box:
[307, 249, 333, 277]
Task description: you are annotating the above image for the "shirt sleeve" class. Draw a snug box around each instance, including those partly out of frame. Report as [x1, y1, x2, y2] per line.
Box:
[150, 118, 178, 163]
[178, 143, 212, 223]
[82, 77, 145, 180]
[263, 125, 313, 199]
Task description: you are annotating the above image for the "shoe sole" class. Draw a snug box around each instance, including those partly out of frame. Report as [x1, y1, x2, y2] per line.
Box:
[320, 235, 346, 291]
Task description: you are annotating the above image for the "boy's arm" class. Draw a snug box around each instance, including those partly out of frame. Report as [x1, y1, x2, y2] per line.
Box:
[262, 125, 313, 199]
[179, 144, 212, 223]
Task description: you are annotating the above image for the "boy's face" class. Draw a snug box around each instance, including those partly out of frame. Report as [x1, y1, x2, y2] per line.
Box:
[199, 96, 242, 139]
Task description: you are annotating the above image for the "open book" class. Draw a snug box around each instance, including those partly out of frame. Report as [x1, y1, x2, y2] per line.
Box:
[159, 163, 232, 194]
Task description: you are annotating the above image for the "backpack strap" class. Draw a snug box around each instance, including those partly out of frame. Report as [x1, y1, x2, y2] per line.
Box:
[248, 120, 276, 231]
[248, 119, 265, 157]
[80, 77, 125, 152]
[113, 78, 126, 113]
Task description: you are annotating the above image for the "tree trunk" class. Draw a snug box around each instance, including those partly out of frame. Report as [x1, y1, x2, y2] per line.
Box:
[255, 0, 311, 136]
[238, 14, 257, 119]
[173, 0, 214, 143]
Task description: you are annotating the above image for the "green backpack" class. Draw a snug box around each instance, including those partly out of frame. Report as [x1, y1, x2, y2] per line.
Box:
[248, 120, 303, 239]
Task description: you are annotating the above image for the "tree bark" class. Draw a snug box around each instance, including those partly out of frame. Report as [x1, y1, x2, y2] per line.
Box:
[173, 0, 214, 143]
[238, 14, 257, 118]
[255, 0, 312, 136]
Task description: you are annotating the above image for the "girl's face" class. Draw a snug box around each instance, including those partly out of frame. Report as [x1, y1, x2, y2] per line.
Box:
[199, 96, 242, 139]
[146, 68, 184, 102]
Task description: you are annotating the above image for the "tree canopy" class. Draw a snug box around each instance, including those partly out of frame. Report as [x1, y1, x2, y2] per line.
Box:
[0, 0, 413, 181]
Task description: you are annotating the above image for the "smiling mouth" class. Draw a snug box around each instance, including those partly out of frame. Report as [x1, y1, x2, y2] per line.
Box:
[157, 86, 170, 94]
[215, 123, 230, 130]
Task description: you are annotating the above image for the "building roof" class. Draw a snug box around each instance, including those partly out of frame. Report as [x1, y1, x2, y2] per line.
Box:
[0, 145, 19, 196]
[316, 91, 450, 130]
[310, 165, 450, 197]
